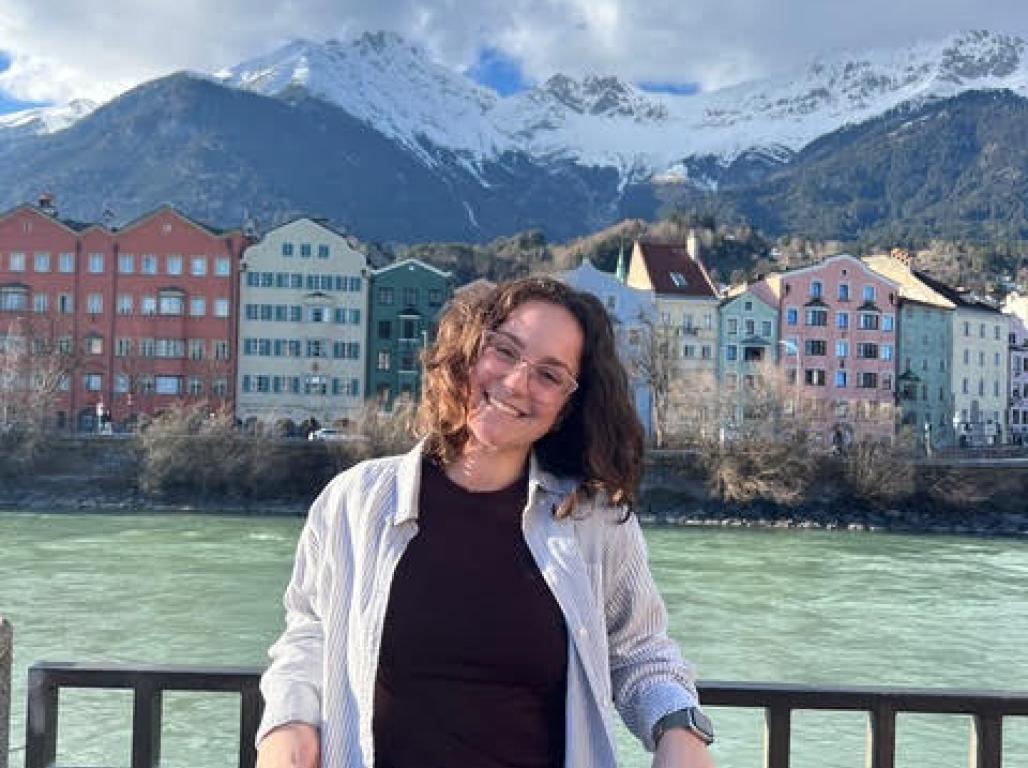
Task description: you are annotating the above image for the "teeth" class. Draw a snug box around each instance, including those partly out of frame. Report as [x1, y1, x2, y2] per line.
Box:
[487, 393, 523, 417]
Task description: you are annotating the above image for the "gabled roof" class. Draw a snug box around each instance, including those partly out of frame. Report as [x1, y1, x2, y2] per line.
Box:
[0, 203, 96, 237]
[633, 241, 717, 298]
[117, 204, 241, 238]
[913, 270, 1002, 314]
[373, 257, 452, 279]
[862, 255, 954, 309]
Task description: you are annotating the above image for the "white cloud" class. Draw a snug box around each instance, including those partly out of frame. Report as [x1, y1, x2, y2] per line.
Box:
[0, 0, 1026, 106]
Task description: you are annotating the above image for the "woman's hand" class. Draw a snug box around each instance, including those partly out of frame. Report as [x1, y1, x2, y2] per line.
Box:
[256, 722, 321, 768]
[651, 728, 715, 768]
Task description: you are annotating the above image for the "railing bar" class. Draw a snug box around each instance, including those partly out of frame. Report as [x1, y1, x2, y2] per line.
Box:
[865, 706, 896, 768]
[970, 713, 1002, 768]
[25, 668, 58, 768]
[238, 684, 263, 768]
[764, 705, 791, 768]
[131, 681, 162, 768]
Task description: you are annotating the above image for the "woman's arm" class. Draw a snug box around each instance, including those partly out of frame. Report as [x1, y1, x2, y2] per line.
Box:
[603, 514, 713, 767]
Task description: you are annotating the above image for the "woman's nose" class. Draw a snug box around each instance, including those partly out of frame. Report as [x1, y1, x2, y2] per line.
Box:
[502, 360, 532, 392]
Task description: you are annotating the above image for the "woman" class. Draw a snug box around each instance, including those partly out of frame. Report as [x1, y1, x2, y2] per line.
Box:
[256, 277, 714, 767]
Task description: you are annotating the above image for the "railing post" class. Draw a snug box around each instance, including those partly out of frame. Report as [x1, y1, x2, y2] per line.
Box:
[131, 679, 162, 768]
[0, 618, 11, 768]
[763, 705, 791, 768]
[969, 713, 1002, 768]
[865, 705, 896, 768]
[239, 683, 263, 768]
[25, 667, 58, 768]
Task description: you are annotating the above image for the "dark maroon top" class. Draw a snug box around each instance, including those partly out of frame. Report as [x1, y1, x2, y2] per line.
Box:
[373, 458, 568, 768]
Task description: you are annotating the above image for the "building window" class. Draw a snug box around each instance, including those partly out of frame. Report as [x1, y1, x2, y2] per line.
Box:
[726, 318, 738, 335]
[214, 340, 230, 360]
[862, 285, 876, 302]
[88, 253, 104, 274]
[805, 308, 828, 326]
[858, 372, 879, 389]
[215, 257, 231, 277]
[882, 314, 895, 332]
[804, 369, 826, 386]
[306, 339, 326, 358]
[141, 254, 158, 275]
[838, 283, 850, 301]
[378, 287, 395, 306]
[189, 339, 205, 360]
[84, 373, 103, 392]
[214, 299, 230, 317]
[317, 244, 330, 259]
[836, 312, 849, 329]
[33, 293, 49, 313]
[744, 319, 755, 336]
[190, 256, 207, 276]
[300, 244, 312, 258]
[188, 377, 204, 396]
[761, 320, 772, 338]
[858, 313, 880, 330]
[804, 340, 827, 356]
[378, 350, 391, 371]
[87, 293, 103, 315]
[428, 289, 443, 307]
[810, 280, 822, 299]
[403, 288, 418, 306]
[725, 345, 738, 362]
[156, 376, 182, 395]
[835, 371, 847, 388]
[669, 271, 688, 288]
[165, 255, 182, 275]
[190, 297, 206, 317]
[281, 242, 294, 257]
[8, 252, 26, 271]
[83, 334, 103, 355]
[58, 294, 74, 314]
[835, 340, 848, 358]
[0, 286, 28, 311]
[59, 252, 75, 273]
[857, 343, 879, 359]
[114, 374, 130, 393]
[117, 294, 133, 315]
[118, 254, 134, 274]
[115, 338, 132, 357]
[159, 291, 184, 316]
[881, 344, 893, 361]
[33, 252, 51, 272]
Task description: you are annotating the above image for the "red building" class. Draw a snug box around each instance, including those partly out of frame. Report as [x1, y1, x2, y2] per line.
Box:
[0, 201, 248, 432]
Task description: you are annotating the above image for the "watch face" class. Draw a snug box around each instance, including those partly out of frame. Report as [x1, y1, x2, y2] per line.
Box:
[689, 708, 715, 740]
[655, 707, 715, 746]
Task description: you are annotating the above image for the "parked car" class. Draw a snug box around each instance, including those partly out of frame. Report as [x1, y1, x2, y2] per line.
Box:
[308, 428, 367, 443]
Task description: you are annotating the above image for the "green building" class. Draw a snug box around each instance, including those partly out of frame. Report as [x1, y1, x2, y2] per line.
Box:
[717, 279, 780, 433]
[366, 258, 454, 408]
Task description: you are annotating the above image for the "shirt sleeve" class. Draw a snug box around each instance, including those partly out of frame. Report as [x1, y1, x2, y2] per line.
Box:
[604, 514, 699, 752]
[255, 479, 338, 746]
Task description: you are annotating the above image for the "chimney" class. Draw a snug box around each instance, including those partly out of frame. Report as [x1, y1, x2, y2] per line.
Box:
[891, 247, 914, 268]
[38, 193, 57, 217]
[686, 228, 701, 261]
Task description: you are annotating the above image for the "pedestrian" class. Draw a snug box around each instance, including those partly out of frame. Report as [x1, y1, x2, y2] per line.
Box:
[256, 276, 714, 767]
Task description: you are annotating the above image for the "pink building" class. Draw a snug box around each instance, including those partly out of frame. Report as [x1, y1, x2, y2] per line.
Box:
[777, 254, 900, 446]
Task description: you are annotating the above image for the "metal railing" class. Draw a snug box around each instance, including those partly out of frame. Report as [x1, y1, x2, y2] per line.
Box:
[23, 663, 1028, 768]
[26, 663, 262, 768]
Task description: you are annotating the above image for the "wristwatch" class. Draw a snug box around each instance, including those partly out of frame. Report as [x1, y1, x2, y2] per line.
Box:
[653, 706, 715, 747]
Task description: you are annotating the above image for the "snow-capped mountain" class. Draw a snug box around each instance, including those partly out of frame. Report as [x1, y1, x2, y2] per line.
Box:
[213, 28, 1028, 185]
[0, 99, 97, 141]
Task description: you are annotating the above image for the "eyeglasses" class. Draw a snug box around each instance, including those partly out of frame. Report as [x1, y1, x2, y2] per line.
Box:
[479, 330, 579, 400]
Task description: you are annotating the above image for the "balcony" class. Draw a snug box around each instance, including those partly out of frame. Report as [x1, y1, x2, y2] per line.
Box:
[17, 662, 1028, 768]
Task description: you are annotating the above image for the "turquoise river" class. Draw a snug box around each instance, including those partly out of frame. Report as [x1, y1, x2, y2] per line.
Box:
[1, 512, 1027, 767]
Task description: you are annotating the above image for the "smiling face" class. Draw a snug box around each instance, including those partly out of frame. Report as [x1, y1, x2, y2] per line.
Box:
[465, 300, 584, 462]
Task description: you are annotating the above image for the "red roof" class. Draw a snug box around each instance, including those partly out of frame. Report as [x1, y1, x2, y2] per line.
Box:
[636, 241, 717, 298]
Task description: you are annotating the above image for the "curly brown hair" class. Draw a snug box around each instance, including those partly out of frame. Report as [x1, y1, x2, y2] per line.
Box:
[415, 276, 645, 517]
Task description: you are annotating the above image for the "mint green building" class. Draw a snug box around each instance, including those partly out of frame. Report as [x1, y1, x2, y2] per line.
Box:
[717, 280, 780, 431]
[366, 258, 454, 408]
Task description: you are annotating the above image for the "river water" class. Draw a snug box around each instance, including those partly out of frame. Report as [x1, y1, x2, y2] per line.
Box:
[1, 512, 1026, 768]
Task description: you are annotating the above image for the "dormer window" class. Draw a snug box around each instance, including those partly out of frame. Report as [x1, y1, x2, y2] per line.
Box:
[670, 272, 688, 288]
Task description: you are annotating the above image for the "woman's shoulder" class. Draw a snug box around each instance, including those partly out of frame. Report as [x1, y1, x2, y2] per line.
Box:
[309, 450, 416, 527]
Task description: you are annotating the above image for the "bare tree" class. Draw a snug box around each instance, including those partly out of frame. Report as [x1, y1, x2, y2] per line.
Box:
[0, 315, 79, 435]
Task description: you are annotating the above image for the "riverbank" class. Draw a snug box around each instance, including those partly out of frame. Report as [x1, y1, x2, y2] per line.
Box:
[4, 483, 1027, 537]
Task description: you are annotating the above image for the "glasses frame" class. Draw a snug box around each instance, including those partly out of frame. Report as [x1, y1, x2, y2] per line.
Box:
[478, 329, 579, 400]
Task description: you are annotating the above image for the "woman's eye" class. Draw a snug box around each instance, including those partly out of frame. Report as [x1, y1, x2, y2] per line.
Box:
[537, 367, 564, 387]
[493, 343, 520, 363]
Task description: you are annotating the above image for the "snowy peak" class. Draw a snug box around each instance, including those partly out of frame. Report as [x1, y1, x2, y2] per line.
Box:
[215, 32, 500, 161]
[938, 29, 1026, 82]
[0, 99, 97, 139]
[538, 74, 668, 120]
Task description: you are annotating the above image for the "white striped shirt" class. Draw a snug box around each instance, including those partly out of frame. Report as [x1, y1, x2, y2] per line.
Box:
[257, 441, 699, 767]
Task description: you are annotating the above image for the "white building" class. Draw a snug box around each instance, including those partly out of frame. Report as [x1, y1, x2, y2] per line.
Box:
[236, 218, 369, 433]
[558, 257, 657, 437]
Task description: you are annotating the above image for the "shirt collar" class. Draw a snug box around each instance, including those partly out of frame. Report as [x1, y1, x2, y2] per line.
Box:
[391, 439, 578, 526]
